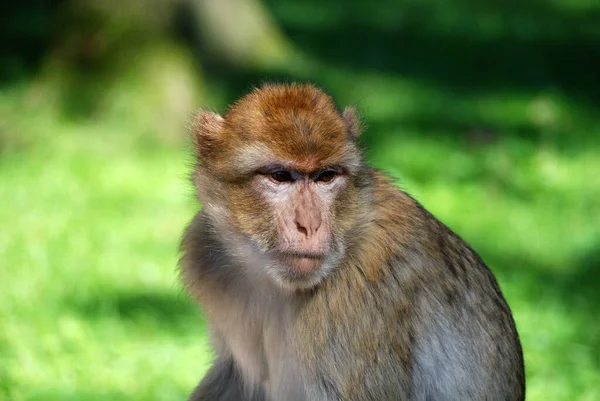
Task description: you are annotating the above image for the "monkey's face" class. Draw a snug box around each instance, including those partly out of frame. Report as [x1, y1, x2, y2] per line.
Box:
[193, 83, 368, 290]
[221, 136, 365, 291]
[233, 163, 360, 290]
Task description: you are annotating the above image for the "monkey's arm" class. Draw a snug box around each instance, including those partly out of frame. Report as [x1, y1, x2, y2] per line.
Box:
[188, 357, 264, 401]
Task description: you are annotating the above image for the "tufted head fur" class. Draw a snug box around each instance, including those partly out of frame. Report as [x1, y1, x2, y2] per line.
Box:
[191, 83, 371, 291]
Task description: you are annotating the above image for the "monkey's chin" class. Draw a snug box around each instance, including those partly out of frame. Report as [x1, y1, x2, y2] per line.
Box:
[286, 256, 323, 274]
[267, 255, 337, 292]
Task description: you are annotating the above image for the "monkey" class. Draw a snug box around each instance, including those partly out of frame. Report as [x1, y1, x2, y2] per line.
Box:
[179, 83, 525, 401]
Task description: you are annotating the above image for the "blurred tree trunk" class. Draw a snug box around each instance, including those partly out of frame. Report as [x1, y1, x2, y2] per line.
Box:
[37, 0, 202, 139]
[49, 0, 293, 73]
[188, 0, 294, 68]
[32, 0, 294, 133]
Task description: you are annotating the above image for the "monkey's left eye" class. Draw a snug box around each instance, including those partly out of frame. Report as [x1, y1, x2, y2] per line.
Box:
[270, 170, 294, 183]
[316, 169, 338, 183]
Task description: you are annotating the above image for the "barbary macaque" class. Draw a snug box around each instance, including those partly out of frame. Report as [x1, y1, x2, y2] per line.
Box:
[180, 83, 525, 400]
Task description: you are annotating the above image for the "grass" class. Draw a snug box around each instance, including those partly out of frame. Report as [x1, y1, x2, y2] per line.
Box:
[0, 95, 212, 400]
[2, 0, 600, 399]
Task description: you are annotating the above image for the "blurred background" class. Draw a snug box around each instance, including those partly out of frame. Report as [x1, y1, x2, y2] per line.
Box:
[1, 0, 599, 399]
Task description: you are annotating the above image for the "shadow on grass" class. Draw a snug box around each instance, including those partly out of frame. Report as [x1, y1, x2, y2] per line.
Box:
[0, 2, 55, 81]
[483, 244, 600, 368]
[264, 0, 600, 105]
[69, 290, 205, 334]
[362, 117, 567, 151]
[485, 244, 600, 313]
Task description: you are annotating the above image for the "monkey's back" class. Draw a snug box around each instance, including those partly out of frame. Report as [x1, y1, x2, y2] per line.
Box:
[294, 171, 525, 401]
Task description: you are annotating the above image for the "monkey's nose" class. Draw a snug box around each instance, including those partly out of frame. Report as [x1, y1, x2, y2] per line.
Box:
[296, 221, 309, 237]
[294, 209, 321, 238]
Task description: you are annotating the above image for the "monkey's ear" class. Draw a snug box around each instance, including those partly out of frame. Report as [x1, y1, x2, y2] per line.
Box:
[342, 106, 362, 138]
[192, 110, 225, 156]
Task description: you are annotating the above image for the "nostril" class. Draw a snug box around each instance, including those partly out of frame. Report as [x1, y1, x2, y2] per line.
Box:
[296, 222, 308, 236]
[314, 220, 321, 233]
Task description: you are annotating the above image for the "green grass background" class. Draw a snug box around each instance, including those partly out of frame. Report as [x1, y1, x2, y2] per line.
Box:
[2, 0, 600, 399]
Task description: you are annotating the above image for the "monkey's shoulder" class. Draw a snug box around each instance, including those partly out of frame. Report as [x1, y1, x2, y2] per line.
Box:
[366, 170, 499, 280]
[179, 211, 235, 302]
[342, 171, 514, 334]
[350, 172, 450, 281]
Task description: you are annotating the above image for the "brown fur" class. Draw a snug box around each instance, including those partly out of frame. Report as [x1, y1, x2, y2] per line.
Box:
[193, 83, 361, 179]
[180, 83, 525, 401]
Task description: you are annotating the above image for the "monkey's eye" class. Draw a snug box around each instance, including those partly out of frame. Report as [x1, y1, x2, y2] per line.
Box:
[270, 170, 294, 183]
[316, 169, 337, 183]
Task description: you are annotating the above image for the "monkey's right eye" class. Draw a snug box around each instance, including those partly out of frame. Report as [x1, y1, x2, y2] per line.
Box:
[270, 170, 294, 183]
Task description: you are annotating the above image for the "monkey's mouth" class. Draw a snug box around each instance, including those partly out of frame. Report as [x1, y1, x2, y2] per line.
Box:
[277, 252, 325, 274]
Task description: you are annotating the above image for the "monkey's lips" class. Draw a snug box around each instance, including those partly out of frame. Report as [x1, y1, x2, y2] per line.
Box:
[278, 252, 325, 274]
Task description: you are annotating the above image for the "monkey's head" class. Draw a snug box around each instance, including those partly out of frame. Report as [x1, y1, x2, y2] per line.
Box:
[192, 83, 370, 291]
